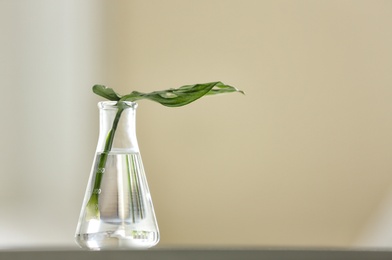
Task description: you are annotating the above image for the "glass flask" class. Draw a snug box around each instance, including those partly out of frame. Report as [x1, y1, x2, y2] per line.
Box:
[75, 101, 159, 250]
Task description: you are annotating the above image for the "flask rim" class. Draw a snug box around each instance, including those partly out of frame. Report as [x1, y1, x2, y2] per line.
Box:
[97, 101, 138, 110]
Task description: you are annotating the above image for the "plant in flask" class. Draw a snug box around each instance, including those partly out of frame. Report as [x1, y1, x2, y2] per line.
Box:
[75, 82, 244, 250]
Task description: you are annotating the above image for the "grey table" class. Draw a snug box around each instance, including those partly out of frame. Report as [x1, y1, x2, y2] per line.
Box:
[1, 248, 392, 260]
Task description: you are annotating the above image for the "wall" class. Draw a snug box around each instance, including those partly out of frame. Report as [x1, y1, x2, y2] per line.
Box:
[0, 0, 106, 247]
[1, 0, 392, 248]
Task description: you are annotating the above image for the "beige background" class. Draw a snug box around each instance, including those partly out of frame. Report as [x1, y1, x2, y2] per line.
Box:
[1, 0, 392, 248]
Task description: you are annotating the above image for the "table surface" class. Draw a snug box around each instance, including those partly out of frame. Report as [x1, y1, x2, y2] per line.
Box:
[1, 247, 392, 260]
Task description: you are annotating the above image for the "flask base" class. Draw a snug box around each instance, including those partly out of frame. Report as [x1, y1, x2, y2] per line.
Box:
[75, 230, 159, 250]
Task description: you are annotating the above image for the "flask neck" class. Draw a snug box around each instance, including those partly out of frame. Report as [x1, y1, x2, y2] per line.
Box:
[96, 101, 139, 153]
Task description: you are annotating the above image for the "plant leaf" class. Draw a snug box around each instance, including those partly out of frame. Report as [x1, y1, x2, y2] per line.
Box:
[92, 85, 121, 101]
[118, 81, 243, 107]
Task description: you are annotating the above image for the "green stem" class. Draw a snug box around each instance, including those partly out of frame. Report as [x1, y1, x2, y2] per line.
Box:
[126, 155, 135, 223]
[85, 104, 125, 220]
[131, 156, 144, 220]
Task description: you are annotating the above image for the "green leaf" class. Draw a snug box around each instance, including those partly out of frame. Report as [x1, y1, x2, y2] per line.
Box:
[92, 85, 121, 101]
[118, 81, 243, 107]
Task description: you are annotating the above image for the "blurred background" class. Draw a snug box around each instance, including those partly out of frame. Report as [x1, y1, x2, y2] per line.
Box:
[1, 0, 392, 249]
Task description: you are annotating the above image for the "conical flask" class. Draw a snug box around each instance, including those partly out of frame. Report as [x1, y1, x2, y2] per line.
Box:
[75, 101, 159, 250]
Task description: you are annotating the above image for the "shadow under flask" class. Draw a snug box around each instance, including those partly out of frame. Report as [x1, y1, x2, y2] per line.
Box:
[75, 101, 159, 250]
